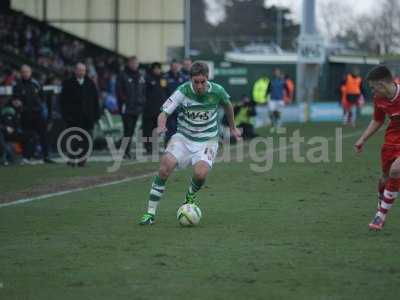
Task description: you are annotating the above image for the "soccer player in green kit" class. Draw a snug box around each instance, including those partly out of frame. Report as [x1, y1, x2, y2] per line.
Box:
[140, 61, 241, 225]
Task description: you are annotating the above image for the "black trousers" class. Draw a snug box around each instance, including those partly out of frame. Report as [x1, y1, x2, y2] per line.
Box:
[142, 113, 158, 153]
[122, 113, 139, 154]
[165, 112, 178, 145]
[0, 130, 11, 162]
[238, 123, 256, 140]
[21, 112, 49, 159]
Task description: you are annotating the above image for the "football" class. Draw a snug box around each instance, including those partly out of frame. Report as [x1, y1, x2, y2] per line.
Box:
[177, 204, 202, 226]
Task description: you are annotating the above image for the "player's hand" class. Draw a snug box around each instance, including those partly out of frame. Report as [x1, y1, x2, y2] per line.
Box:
[230, 127, 242, 141]
[157, 125, 168, 134]
[354, 139, 364, 153]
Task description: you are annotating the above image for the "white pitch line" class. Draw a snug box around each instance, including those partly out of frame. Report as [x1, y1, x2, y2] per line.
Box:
[0, 130, 362, 209]
[0, 172, 157, 208]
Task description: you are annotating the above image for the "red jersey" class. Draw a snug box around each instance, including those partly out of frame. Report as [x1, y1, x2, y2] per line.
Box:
[374, 84, 400, 145]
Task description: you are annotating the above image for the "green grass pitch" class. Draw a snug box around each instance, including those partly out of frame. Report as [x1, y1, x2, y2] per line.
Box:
[1, 120, 400, 299]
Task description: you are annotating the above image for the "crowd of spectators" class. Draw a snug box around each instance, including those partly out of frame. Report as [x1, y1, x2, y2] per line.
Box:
[0, 12, 123, 95]
[0, 57, 193, 166]
[0, 12, 197, 167]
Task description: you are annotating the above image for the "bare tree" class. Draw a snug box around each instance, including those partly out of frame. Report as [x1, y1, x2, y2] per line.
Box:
[376, 0, 400, 54]
[336, 0, 400, 54]
[317, 0, 353, 41]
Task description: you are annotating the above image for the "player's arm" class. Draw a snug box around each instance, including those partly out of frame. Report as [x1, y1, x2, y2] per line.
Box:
[354, 119, 384, 153]
[222, 101, 242, 140]
[157, 111, 168, 133]
[355, 100, 385, 153]
[157, 90, 184, 133]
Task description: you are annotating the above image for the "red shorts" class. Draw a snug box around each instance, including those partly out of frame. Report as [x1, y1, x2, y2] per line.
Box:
[381, 145, 400, 174]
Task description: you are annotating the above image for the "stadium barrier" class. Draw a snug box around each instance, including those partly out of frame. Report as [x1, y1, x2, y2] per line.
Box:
[0, 85, 61, 96]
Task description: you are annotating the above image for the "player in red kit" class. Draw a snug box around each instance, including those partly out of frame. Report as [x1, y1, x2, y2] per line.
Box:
[354, 65, 400, 231]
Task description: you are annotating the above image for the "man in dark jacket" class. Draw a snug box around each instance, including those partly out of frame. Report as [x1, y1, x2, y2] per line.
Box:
[116, 56, 145, 159]
[13, 64, 54, 163]
[143, 62, 167, 154]
[60, 62, 100, 167]
[164, 59, 186, 145]
[0, 98, 34, 164]
[181, 57, 192, 82]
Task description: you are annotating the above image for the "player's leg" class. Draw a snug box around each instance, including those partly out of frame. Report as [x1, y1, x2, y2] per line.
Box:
[185, 160, 210, 204]
[139, 153, 177, 225]
[342, 99, 351, 125]
[350, 103, 357, 127]
[255, 104, 266, 127]
[276, 101, 284, 127]
[347, 109, 352, 125]
[269, 112, 275, 128]
[343, 108, 350, 125]
[150, 153, 177, 210]
[341, 104, 347, 125]
[380, 159, 400, 216]
[370, 156, 400, 231]
[377, 175, 387, 208]
[268, 101, 275, 128]
[185, 143, 218, 204]
[272, 111, 278, 128]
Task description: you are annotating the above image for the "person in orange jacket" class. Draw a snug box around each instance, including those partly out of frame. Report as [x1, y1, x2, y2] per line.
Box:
[283, 74, 295, 105]
[341, 68, 365, 127]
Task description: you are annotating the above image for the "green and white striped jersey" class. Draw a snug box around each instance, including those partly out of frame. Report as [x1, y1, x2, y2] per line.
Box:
[161, 81, 231, 142]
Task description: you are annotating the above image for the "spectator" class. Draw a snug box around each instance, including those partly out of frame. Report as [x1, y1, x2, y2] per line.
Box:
[267, 68, 286, 131]
[252, 74, 270, 128]
[143, 62, 167, 154]
[60, 62, 100, 167]
[0, 97, 34, 164]
[164, 59, 186, 145]
[45, 76, 65, 152]
[0, 127, 9, 166]
[85, 57, 98, 82]
[2, 68, 17, 86]
[341, 68, 365, 127]
[102, 91, 118, 114]
[181, 57, 192, 82]
[116, 56, 145, 159]
[234, 95, 257, 140]
[0, 103, 14, 165]
[283, 74, 295, 105]
[13, 64, 54, 163]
